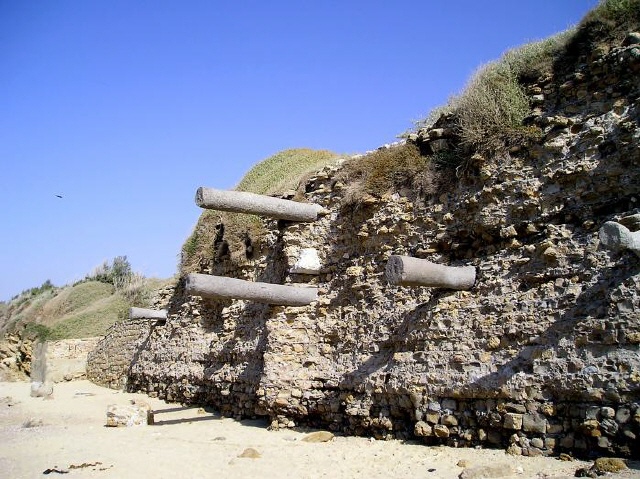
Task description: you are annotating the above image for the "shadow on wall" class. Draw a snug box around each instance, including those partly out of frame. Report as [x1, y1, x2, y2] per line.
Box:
[467, 254, 640, 399]
[332, 251, 639, 401]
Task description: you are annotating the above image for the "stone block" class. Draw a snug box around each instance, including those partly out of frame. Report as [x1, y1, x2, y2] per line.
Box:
[441, 414, 458, 426]
[425, 412, 440, 424]
[522, 413, 547, 433]
[106, 401, 152, 427]
[503, 413, 523, 430]
[414, 421, 432, 437]
[433, 424, 450, 438]
[600, 406, 615, 418]
[30, 381, 53, 398]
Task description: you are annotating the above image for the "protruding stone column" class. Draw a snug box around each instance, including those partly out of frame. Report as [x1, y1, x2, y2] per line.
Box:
[386, 255, 476, 290]
[599, 220, 640, 257]
[129, 308, 167, 320]
[195, 187, 325, 222]
[185, 273, 317, 306]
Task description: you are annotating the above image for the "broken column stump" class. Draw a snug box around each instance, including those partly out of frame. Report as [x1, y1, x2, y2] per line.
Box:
[195, 187, 325, 222]
[185, 273, 318, 306]
[386, 255, 476, 290]
[599, 220, 640, 257]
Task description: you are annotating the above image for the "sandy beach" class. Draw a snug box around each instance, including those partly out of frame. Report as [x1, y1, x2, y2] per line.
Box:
[0, 380, 638, 479]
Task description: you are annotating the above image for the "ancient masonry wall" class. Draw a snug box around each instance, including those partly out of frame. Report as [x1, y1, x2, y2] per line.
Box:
[45, 338, 100, 382]
[87, 319, 157, 389]
[118, 36, 640, 458]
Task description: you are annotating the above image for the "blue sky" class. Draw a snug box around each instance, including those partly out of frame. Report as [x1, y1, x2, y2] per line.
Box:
[0, 1, 599, 300]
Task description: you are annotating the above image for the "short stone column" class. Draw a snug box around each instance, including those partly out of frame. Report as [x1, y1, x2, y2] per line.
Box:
[599, 220, 640, 257]
[386, 255, 476, 290]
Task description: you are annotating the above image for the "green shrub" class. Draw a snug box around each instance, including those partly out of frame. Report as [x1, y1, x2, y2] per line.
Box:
[452, 55, 534, 153]
[23, 323, 52, 342]
[503, 30, 574, 82]
[116, 273, 156, 307]
[87, 256, 133, 287]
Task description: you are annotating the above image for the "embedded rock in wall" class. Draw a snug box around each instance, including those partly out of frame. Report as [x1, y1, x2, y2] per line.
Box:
[122, 32, 640, 458]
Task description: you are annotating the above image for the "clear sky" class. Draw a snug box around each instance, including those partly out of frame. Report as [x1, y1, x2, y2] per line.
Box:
[0, 1, 599, 301]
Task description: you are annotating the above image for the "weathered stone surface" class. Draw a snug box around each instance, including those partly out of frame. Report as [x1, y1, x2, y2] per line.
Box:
[503, 413, 523, 430]
[106, 401, 152, 427]
[433, 425, 450, 438]
[238, 447, 261, 458]
[301, 431, 334, 443]
[30, 381, 53, 398]
[459, 464, 513, 479]
[0, 335, 32, 380]
[593, 457, 627, 473]
[414, 421, 432, 437]
[522, 413, 547, 434]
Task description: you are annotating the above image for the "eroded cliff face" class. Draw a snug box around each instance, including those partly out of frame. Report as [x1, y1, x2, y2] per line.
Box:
[121, 36, 640, 457]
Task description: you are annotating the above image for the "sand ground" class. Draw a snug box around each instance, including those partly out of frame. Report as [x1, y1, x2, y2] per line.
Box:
[1, 380, 638, 479]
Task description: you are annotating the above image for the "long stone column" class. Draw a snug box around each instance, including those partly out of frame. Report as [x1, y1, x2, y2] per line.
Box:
[386, 255, 476, 290]
[129, 307, 167, 320]
[185, 273, 318, 306]
[195, 187, 325, 222]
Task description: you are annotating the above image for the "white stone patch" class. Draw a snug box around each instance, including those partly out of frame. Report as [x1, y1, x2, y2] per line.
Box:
[290, 248, 321, 275]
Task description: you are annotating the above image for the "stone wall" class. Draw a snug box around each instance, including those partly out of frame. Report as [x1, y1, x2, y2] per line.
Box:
[87, 319, 159, 389]
[86, 281, 174, 389]
[125, 33, 640, 458]
[45, 338, 100, 382]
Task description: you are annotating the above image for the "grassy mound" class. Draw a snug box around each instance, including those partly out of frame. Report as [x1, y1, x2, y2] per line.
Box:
[1, 276, 171, 341]
[180, 148, 339, 274]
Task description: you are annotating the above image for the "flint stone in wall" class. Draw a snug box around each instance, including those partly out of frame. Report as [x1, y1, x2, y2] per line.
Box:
[616, 407, 631, 423]
[290, 248, 322, 274]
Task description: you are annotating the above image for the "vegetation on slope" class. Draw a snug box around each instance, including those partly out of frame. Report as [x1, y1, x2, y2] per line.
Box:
[339, 0, 640, 205]
[180, 148, 338, 274]
[0, 256, 169, 341]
